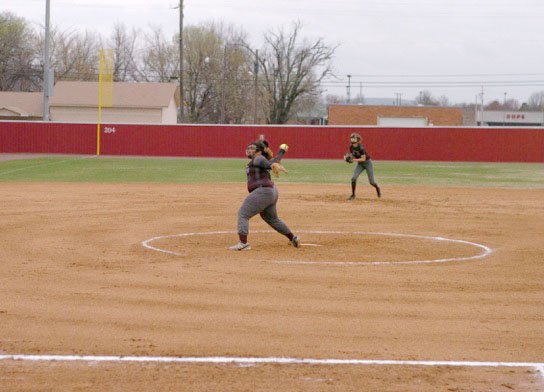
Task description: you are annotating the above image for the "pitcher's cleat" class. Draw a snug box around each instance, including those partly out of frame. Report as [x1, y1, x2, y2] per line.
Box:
[348, 194, 356, 200]
[289, 236, 300, 248]
[229, 242, 251, 251]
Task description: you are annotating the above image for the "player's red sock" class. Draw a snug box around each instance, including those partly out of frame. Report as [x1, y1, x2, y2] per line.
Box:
[239, 234, 248, 244]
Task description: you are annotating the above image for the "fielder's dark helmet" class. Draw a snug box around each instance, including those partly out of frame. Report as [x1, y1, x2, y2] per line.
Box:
[350, 132, 361, 142]
[252, 140, 267, 153]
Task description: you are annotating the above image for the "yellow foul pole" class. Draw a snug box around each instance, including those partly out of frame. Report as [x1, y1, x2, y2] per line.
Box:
[97, 49, 114, 155]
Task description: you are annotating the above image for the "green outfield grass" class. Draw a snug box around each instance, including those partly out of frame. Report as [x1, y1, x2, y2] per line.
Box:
[0, 155, 543, 188]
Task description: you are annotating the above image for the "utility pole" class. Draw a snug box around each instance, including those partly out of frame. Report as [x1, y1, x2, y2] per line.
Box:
[503, 92, 507, 126]
[347, 74, 352, 103]
[475, 95, 479, 126]
[42, 0, 51, 121]
[480, 86, 484, 126]
[178, 0, 184, 123]
[221, 45, 227, 123]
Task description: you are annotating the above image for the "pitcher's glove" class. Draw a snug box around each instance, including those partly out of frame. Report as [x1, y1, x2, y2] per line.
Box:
[344, 153, 354, 163]
[271, 162, 288, 177]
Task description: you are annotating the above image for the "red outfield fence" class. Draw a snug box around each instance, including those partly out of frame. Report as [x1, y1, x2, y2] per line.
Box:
[1, 121, 544, 162]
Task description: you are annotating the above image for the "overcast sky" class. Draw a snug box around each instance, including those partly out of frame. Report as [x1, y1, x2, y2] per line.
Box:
[4, 0, 544, 105]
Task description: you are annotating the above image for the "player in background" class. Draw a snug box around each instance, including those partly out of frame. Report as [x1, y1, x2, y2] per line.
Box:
[347, 132, 381, 200]
[229, 141, 300, 251]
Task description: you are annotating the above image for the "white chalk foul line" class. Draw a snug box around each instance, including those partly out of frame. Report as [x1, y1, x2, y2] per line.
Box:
[0, 354, 543, 373]
[141, 230, 493, 266]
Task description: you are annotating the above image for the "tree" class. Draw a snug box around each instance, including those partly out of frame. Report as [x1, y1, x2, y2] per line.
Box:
[255, 22, 336, 124]
[415, 90, 439, 106]
[437, 95, 450, 107]
[181, 24, 222, 122]
[526, 91, 544, 111]
[0, 12, 38, 91]
[108, 23, 140, 82]
[218, 31, 254, 124]
[485, 99, 519, 110]
[139, 26, 178, 83]
[485, 100, 502, 110]
[37, 27, 101, 82]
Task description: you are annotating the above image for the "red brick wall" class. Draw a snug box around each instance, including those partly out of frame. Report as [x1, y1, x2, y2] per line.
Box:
[328, 105, 463, 126]
[1, 121, 543, 162]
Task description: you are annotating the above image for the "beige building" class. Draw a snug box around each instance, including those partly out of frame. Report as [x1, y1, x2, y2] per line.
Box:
[328, 104, 463, 126]
[0, 92, 43, 120]
[50, 81, 179, 124]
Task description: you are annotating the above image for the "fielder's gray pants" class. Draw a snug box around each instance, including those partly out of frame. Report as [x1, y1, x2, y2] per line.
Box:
[237, 186, 291, 236]
[352, 159, 377, 185]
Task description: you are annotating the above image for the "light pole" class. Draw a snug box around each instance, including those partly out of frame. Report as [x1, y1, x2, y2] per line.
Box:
[42, 0, 51, 121]
[178, 0, 184, 123]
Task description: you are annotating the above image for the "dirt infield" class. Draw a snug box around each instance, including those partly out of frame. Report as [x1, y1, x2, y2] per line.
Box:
[1, 182, 543, 391]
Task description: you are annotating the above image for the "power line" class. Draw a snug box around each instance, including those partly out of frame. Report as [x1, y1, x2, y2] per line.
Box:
[326, 72, 544, 78]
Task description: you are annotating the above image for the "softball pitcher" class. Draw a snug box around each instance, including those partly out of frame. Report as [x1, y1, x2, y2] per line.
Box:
[229, 141, 300, 251]
[346, 132, 381, 200]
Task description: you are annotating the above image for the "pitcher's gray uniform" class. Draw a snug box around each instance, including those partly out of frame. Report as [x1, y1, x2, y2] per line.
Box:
[229, 141, 300, 251]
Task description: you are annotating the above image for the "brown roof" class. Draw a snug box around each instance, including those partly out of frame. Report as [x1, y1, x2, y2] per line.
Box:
[0, 92, 43, 117]
[50, 81, 179, 109]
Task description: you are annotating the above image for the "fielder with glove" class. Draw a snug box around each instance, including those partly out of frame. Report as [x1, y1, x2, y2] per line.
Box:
[346, 132, 381, 200]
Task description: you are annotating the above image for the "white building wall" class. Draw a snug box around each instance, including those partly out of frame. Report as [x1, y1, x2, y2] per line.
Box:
[478, 110, 544, 125]
[377, 116, 428, 127]
[162, 98, 178, 124]
[51, 106, 163, 123]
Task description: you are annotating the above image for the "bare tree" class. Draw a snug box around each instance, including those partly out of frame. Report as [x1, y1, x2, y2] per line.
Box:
[181, 24, 223, 122]
[485, 99, 519, 110]
[527, 91, 544, 110]
[485, 100, 502, 110]
[108, 23, 140, 82]
[38, 27, 101, 82]
[220, 42, 254, 123]
[140, 26, 178, 82]
[0, 12, 39, 91]
[415, 90, 439, 106]
[437, 95, 450, 107]
[255, 22, 336, 124]
[217, 25, 253, 124]
[506, 99, 520, 110]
